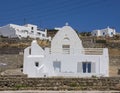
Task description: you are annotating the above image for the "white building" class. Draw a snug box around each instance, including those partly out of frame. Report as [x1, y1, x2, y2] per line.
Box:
[23, 24, 109, 78]
[91, 27, 116, 37]
[0, 24, 51, 40]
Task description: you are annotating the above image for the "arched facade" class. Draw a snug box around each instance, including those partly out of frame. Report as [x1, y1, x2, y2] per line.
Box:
[51, 26, 83, 54]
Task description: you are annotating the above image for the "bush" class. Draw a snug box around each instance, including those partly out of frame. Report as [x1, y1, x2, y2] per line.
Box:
[96, 40, 106, 43]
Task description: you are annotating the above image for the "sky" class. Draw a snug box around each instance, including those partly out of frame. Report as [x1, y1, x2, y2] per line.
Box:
[0, 0, 120, 32]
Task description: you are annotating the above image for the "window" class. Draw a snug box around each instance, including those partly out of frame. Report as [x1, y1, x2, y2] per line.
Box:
[103, 32, 105, 35]
[35, 62, 39, 67]
[44, 75, 46, 77]
[42, 34, 45, 37]
[29, 48, 31, 55]
[82, 62, 91, 73]
[37, 32, 41, 35]
[19, 35, 21, 37]
[64, 37, 69, 41]
[31, 27, 34, 30]
[53, 61, 61, 72]
[77, 62, 96, 73]
[62, 45, 70, 54]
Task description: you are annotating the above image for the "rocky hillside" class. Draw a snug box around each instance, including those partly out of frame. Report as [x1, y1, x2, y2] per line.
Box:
[0, 37, 120, 76]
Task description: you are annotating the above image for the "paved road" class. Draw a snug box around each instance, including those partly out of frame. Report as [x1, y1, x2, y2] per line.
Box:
[0, 91, 119, 93]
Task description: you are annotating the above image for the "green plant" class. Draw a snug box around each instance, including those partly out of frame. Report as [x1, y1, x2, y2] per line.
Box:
[69, 82, 78, 87]
[96, 40, 106, 43]
[15, 84, 26, 90]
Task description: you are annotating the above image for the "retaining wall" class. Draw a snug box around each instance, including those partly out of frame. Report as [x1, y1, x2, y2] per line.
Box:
[0, 76, 120, 91]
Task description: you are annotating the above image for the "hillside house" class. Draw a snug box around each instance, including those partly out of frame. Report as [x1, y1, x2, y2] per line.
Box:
[91, 27, 116, 37]
[0, 24, 51, 40]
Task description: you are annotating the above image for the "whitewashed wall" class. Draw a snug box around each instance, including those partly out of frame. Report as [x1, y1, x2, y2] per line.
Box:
[23, 25, 109, 78]
[91, 27, 116, 37]
[0, 24, 50, 40]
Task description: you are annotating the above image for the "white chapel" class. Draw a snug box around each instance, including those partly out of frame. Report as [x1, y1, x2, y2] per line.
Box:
[23, 24, 109, 78]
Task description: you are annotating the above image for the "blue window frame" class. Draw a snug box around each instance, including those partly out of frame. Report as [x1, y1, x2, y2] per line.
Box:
[83, 62, 86, 73]
[88, 63, 91, 73]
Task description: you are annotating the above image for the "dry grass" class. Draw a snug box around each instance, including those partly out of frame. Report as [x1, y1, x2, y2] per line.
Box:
[109, 66, 119, 77]
[109, 49, 120, 56]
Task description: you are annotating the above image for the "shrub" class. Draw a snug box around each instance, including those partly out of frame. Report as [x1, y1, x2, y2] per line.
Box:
[96, 40, 106, 43]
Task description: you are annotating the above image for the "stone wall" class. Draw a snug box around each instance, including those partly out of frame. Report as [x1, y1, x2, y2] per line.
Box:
[110, 56, 120, 66]
[0, 54, 23, 72]
[0, 48, 23, 54]
[109, 56, 120, 76]
[0, 76, 120, 91]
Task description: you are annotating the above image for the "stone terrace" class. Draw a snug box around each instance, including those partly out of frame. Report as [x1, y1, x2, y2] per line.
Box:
[0, 76, 120, 91]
